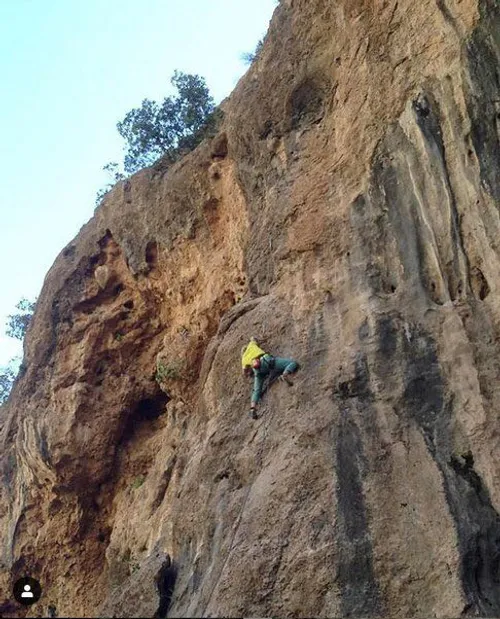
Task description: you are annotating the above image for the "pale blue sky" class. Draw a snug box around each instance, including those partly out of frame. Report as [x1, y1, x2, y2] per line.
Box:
[0, 0, 276, 367]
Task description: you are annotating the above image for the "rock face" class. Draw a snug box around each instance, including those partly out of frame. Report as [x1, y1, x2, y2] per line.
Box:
[2, 0, 500, 616]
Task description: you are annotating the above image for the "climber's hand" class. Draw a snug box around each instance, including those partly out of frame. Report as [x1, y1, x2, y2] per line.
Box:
[279, 374, 294, 386]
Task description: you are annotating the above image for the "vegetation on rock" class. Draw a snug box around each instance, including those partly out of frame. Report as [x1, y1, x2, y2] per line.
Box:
[242, 38, 264, 65]
[96, 71, 220, 205]
[118, 71, 216, 174]
[6, 298, 36, 341]
[155, 360, 182, 383]
[95, 163, 126, 207]
[0, 298, 36, 403]
[0, 364, 16, 405]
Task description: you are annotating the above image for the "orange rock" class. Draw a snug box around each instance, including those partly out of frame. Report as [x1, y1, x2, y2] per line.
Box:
[5, 0, 500, 617]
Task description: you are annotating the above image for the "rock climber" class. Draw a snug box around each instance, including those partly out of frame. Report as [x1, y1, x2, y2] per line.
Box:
[241, 338, 299, 419]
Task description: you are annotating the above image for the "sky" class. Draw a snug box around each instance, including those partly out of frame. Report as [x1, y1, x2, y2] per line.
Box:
[0, 0, 277, 368]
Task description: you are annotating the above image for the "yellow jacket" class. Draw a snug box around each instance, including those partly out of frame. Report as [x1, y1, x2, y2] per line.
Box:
[241, 340, 266, 368]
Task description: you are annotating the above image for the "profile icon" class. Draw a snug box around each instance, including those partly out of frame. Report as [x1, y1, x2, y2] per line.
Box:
[22, 584, 34, 598]
[13, 576, 42, 605]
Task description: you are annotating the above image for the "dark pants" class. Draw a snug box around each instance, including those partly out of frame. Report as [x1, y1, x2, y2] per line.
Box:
[273, 357, 299, 374]
[262, 357, 299, 395]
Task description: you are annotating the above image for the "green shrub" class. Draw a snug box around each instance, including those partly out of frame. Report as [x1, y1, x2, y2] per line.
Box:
[95, 162, 126, 206]
[131, 475, 146, 490]
[155, 360, 182, 383]
[242, 38, 264, 65]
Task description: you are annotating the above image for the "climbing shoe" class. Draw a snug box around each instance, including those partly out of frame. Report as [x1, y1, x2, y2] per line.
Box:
[250, 409, 258, 420]
[279, 373, 294, 386]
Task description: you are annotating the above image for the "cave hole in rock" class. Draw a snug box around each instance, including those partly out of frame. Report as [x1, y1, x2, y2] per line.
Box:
[123, 300, 134, 310]
[289, 77, 326, 129]
[121, 391, 170, 445]
[154, 557, 178, 619]
[98, 229, 113, 249]
[134, 395, 169, 422]
[145, 241, 159, 268]
[88, 254, 102, 272]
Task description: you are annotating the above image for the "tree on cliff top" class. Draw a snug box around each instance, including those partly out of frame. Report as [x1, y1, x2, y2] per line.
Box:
[117, 71, 216, 174]
[95, 71, 219, 205]
[0, 364, 16, 405]
[1, 298, 36, 404]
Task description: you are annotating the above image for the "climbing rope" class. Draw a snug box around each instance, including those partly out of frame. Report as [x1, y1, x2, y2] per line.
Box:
[201, 404, 277, 617]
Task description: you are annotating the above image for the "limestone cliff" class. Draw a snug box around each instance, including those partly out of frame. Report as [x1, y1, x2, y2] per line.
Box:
[2, 0, 500, 616]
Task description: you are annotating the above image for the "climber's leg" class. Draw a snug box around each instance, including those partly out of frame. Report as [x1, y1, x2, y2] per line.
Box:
[272, 357, 299, 384]
[273, 357, 299, 374]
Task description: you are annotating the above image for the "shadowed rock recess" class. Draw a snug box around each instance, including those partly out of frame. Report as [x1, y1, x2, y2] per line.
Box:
[3, 0, 500, 617]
